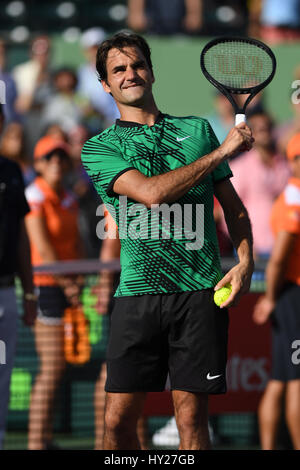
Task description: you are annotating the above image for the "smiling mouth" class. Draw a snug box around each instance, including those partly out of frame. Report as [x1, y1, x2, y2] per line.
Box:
[123, 84, 143, 89]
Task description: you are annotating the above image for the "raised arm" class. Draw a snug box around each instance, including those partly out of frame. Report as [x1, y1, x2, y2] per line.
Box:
[113, 123, 253, 207]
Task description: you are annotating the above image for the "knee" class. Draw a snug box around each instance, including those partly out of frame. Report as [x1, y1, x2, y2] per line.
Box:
[104, 410, 136, 437]
[38, 361, 66, 386]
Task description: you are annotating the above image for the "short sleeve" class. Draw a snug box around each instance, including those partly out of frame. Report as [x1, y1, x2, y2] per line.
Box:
[281, 208, 300, 234]
[25, 183, 45, 217]
[205, 120, 233, 184]
[81, 137, 136, 198]
[273, 185, 300, 235]
[276, 203, 300, 235]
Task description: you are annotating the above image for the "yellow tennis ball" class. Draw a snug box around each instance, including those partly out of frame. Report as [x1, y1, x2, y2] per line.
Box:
[214, 284, 232, 307]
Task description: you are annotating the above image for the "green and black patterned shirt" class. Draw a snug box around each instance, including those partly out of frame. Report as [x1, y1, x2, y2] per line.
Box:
[81, 113, 232, 296]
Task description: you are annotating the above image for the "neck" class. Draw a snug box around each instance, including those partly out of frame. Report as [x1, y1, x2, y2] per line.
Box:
[118, 97, 160, 126]
[43, 177, 63, 195]
[257, 145, 274, 165]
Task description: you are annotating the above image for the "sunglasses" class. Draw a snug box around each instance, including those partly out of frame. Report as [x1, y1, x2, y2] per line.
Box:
[42, 149, 69, 162]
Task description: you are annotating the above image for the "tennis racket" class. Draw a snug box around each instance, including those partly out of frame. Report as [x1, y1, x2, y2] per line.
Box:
[200, 37, 276, 125]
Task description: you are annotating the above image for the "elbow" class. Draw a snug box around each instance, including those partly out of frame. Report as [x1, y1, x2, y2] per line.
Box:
[143, 185, 162, 208]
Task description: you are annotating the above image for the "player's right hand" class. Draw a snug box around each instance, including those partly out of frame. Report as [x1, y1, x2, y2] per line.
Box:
[219, 122, 254, 159]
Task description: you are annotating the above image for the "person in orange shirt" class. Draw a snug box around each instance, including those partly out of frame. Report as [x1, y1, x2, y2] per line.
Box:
[25, 135, 83, 450]
[253, 132, 300, 450]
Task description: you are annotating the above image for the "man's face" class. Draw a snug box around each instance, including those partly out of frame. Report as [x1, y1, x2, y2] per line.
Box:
[101, 46, 154, 107]
[248, 115, 273, 148]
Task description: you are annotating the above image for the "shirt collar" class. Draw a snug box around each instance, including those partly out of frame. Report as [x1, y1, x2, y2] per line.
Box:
[35, 176, 66, 203]
[115, 112, 164, 128]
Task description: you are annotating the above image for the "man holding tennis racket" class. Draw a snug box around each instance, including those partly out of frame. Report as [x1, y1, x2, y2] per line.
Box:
[82, 32, 254, 450]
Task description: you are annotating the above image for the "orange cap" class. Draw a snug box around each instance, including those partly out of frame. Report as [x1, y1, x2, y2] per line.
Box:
[34, 135, 69, 160]
[286, 133, 300, 161]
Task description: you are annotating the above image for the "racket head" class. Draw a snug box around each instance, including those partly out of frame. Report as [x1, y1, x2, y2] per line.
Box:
[200, 36, 276, 113]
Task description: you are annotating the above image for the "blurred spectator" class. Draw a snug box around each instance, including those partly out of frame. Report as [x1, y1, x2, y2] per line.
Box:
[12, 35, 53, 153]
[12, 35, 52, 115]
[207, 92, 264, 145]
[207, 93, 234, 144]
[249, 0, 300, 43]
[0, 39, 19, 123]
[275, 66, 300, 156]
[235, 91, 265, 122]
[230, 110, 290, 258]
[25, 135, 83, 450]
[65, 125, 102, 258]
[0, 122, 35, 186]
[41, 68, 90, 134]
[127, 0, 203, 35]
[0, 104, 37, 450]
[253, 133, 300, 449]
[77, 28, 119, 131]
[43, 123, 68, 142]
[208, 94, 265, 257]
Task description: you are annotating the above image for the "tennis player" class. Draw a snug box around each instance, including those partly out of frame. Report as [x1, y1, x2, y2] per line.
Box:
[81, 33, 254, 450]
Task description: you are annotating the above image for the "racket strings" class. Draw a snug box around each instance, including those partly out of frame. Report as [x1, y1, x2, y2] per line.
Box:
[202, 41, 273, 90]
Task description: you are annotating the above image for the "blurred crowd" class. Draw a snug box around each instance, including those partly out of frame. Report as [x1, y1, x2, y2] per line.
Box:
[126, 0, 300, 40]
[0, 30, 120, 258]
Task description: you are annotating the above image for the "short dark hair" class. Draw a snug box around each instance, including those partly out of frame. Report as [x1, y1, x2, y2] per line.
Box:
[96, 32, 153, 83]
[52, 67, 78, 89]
[246, 108, 273, 128]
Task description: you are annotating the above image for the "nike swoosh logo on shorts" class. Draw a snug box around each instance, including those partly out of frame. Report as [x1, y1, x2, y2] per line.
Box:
[206, 373, 222, 380]
[176, 136, 191, 142]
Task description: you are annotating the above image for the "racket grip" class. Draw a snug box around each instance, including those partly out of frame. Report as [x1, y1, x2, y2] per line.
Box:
[235, 114, 246, 125]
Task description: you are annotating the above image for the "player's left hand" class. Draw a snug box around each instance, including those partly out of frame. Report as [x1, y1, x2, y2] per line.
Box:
[214, 260, 254, 308]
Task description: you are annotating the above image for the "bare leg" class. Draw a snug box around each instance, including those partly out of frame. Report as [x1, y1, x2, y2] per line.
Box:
[172, 390, 210, 450]
[94, 363, 107, 450]
[94, 364, 149, 450]
[285, 379, 300, 449]
[258, 380, 285, 450]
[103, 392, 147, 450]
[28, 320, 66, 450]
[136, 415, 149, 450]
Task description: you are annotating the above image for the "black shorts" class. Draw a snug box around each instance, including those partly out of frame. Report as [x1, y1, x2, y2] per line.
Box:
[37, 286, 69, 325]
[271, 283, 300, 382]
[105, 289, 229, 394]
